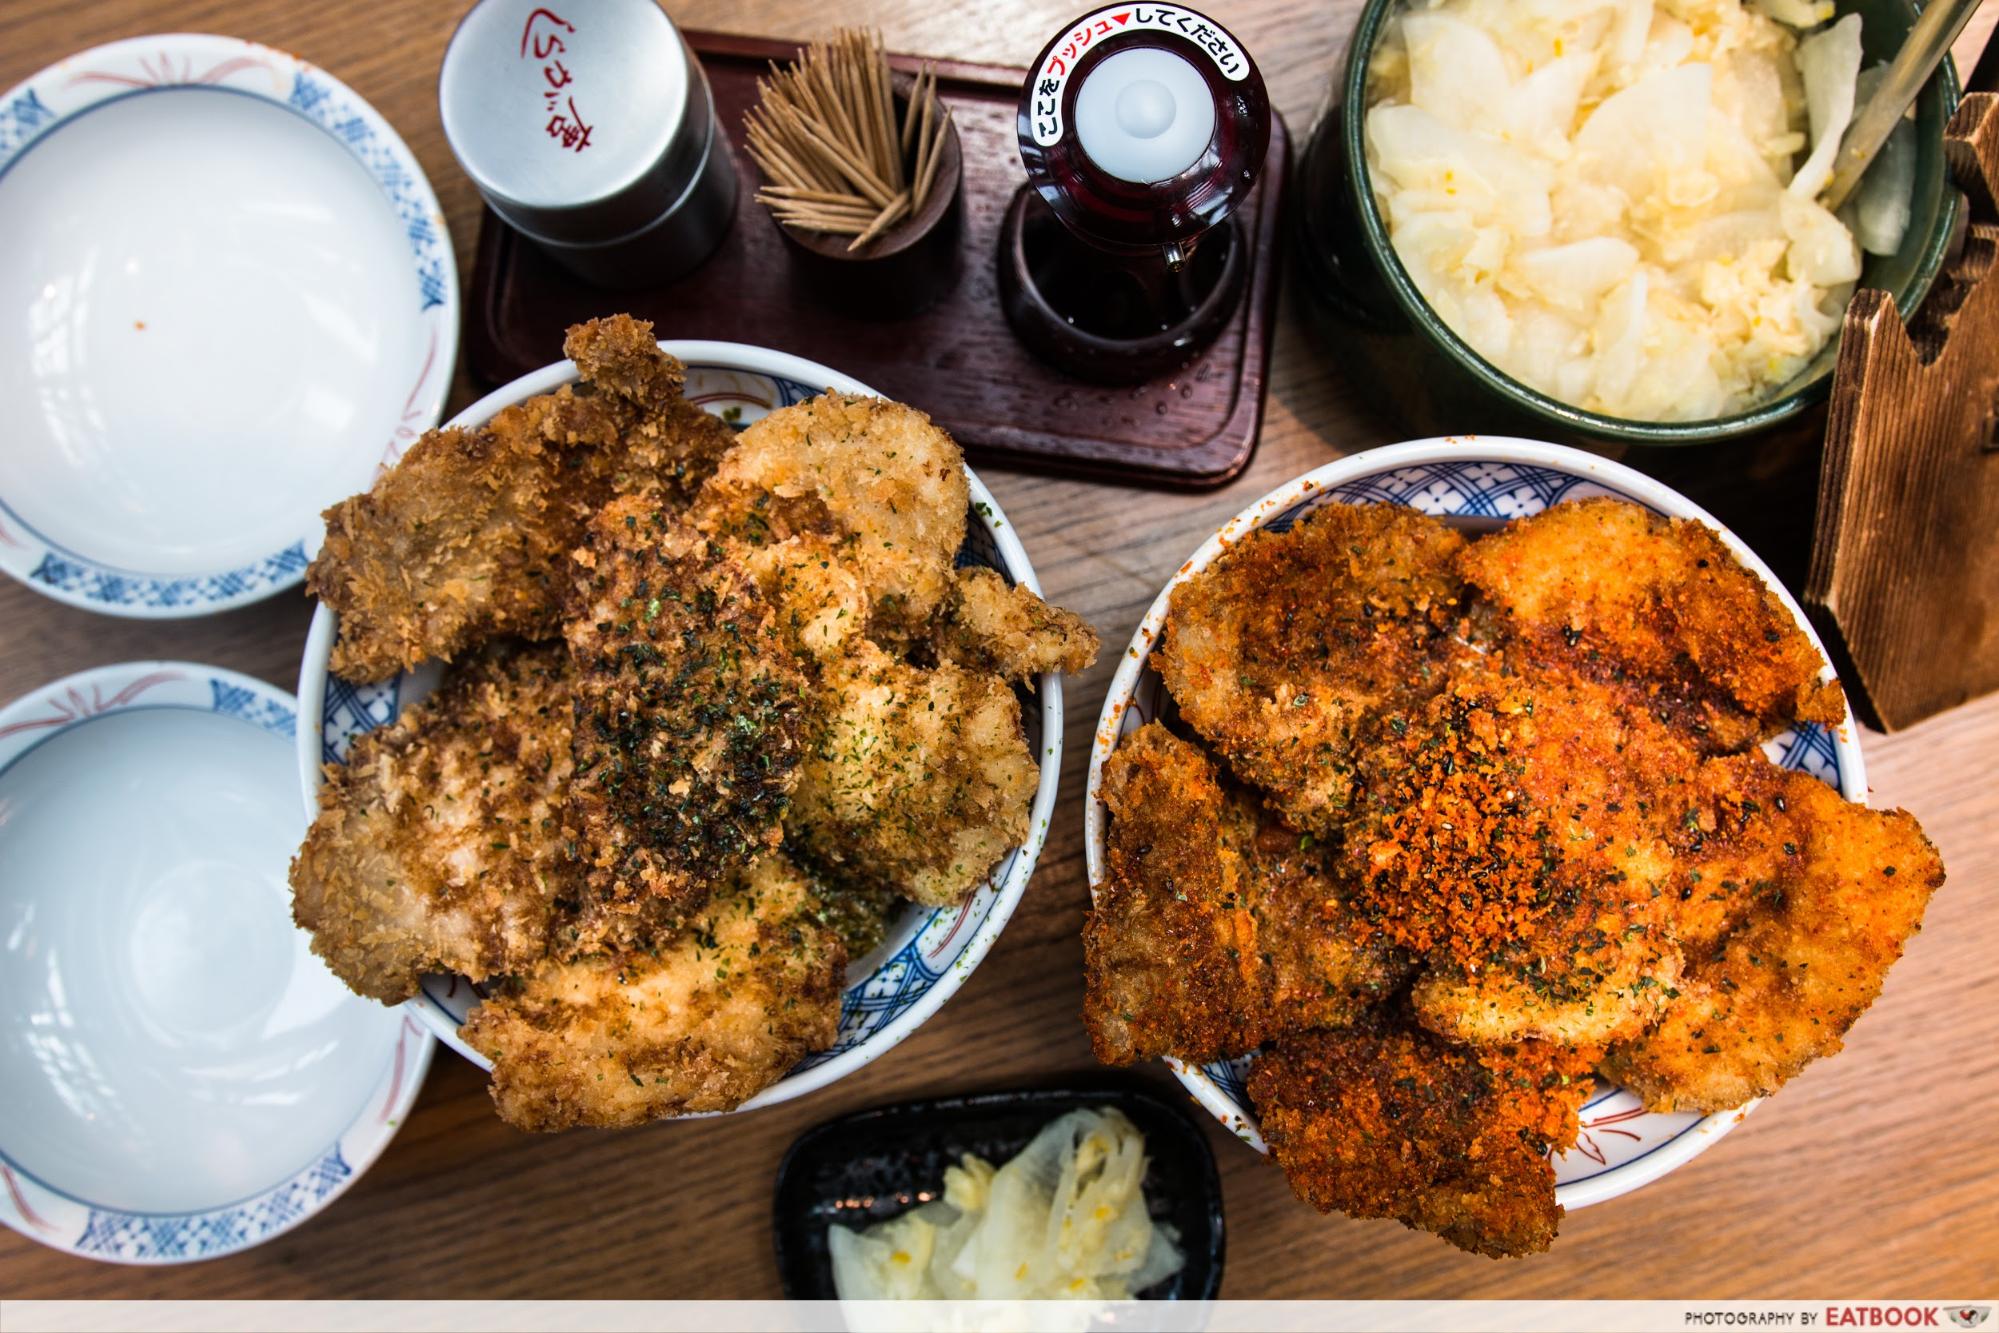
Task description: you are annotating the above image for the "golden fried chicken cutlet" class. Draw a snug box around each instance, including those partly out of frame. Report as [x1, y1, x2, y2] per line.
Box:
[789, 640, 1038, 908]
[1355, 648, 1899, 1057]
[566, 315, 737, 494]
[1085, 724, 1407, 1067]
[697, 394, 969, 650]
[712, 500, 874, 662]
[310, 315, 731, 683]
[290, 641, 574, 1004]
[929, 568, 1100, 681]
[564, 495, 808, 926]
[1249, 1021, 1595, 1258]
[294, 336, 1101, 1136]
[1346, 661, 1686, 963]
[685, 399, 1068, 913]
[1157, 503, 1470, 838]
[464, 853, 845, 1131]
[1458, 498, 1844, 747]
[1665, 757, 1820, 952]
[1603, 758, 1943, 1112]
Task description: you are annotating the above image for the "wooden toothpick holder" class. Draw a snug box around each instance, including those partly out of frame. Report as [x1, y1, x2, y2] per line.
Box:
[1806, 91, 1999, 732]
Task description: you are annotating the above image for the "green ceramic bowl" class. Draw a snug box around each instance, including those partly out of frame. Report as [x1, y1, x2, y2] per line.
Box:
[1295, 0, 1963, 447]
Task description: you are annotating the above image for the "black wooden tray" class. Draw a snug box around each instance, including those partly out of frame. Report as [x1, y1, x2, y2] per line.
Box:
[467, 30, 1289, 490]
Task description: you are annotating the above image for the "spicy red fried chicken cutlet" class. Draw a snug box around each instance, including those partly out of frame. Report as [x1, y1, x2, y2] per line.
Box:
[1086, 496, 1944, 1257]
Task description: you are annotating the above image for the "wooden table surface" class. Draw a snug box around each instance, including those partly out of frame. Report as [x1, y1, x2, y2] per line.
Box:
[3, 0, 1995, 1302]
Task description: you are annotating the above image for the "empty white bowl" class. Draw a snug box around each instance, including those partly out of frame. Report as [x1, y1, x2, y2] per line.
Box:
[1084, 437, 1864, 1209]
[295, 340, 1065, 1113]
[0, 34, 456, 616]
[0, 662, 431, 1263]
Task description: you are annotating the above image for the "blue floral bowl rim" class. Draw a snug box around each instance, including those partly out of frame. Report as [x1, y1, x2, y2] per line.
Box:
[0, 660, 433, 1264]
[0, 33, 459, 619]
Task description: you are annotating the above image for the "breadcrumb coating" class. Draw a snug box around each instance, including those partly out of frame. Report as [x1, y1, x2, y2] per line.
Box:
[310, 315, 732, 683]
[564, 494, 808, 922]
[697, 394, 969, 647]
[1157, 503, 1471, 837]
[1083, 724, 1407, 1066]
[1346, 659, 1703, 1046]
[1458, 498, 1845, 747]
[290, 641, 574, 1003]
[1603, 758, 1943, 1112]
[789, 641, 1037, 908]
[465, 853, 844, 1131]
[1084, 723, 1259, 1066]
[1250, 1020, 1595, 1258]
[1230, 786, 1413, 1034]
[930, 568, 1100, 681]
[1411, 939, 1682, 1049]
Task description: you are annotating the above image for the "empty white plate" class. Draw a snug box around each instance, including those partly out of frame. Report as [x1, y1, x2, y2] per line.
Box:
[0, 662, 432, 1263]
[0, 35, 458, 616]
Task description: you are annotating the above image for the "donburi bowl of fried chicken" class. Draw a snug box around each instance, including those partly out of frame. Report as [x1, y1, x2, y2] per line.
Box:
[291, 318, 1098, 1131]
[1083, 438, 1945, 1257]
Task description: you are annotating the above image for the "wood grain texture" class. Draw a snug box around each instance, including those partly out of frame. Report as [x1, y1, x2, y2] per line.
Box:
[1809, 93, 1999, 731]
[1, 0, 1995, 1301]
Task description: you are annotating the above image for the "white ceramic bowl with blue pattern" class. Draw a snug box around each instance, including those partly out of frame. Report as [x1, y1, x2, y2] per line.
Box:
[1085, 438, 1865, 1210]
[0, 662, 432, 1264]
[0, 34, 457, 617]
[296, 341, 1064, 1112]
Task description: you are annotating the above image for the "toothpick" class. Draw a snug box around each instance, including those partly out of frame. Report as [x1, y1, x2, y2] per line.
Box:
[901, 64, 930, 156]
[913, 104, 951, 213]
[750, 28, 948, 241]
[910, 80, 937, 212]
[762, 185, 874, 206]
[778, 103, 894, 207]
[848, 190, 911, 251]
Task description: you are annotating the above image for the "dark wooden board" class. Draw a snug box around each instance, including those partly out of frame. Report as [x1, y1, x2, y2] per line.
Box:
[466, 29, 1289, 490]
[1806, 91, 1999, 732]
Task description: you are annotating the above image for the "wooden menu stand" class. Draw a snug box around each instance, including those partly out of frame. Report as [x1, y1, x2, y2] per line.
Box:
[1806, 91, 1999, 731]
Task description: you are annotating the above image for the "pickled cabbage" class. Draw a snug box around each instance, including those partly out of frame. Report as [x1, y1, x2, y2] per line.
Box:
[1364, 0, 1874, 421]
[1847, 63, 1916, 256]
[827, 1108, 1184, 1301]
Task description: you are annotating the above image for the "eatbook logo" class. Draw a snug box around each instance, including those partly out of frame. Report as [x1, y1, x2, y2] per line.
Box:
[1947, 1310, 1990, 1330]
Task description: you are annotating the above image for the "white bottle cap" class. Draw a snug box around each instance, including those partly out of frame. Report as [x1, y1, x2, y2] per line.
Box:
[1071, 46, 1216, 184]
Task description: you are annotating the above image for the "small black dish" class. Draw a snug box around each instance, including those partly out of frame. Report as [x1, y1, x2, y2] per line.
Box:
[773, 1084, 1225, 1300]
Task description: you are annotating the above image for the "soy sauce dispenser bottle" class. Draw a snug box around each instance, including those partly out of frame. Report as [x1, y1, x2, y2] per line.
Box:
[998, 5, 1269, 383]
